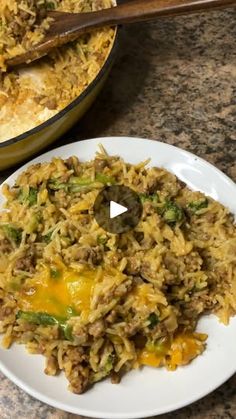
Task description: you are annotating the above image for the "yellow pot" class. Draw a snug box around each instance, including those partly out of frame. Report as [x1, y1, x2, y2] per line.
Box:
[0, 29, 118, 171]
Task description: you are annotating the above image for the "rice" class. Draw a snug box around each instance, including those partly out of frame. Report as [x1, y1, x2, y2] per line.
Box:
[0, 149, 236, 393]
[0, 0, 115, 142]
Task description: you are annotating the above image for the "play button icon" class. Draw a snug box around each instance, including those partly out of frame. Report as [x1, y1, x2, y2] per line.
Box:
[110, 201, 128, 219]
[94, 185, 143, 234]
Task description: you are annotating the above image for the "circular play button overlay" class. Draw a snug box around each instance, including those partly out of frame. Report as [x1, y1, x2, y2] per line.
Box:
[93, 185, 143, 234]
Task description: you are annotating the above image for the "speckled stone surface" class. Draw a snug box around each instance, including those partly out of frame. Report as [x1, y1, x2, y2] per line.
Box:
[0, 8, 236, 419]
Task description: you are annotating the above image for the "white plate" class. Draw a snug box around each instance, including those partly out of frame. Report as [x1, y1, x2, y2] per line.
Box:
[0, 137, 236, 419]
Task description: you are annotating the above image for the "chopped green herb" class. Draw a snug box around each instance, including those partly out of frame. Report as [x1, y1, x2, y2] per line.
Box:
[69, 176, 95, 186]
[48, 179, 68, 191]
[1, 225, 22, 245]
[61, 323, 73, 341]
[148, 313, 159, 329]
[163, 201, 183, 224]
[50, 268, 61, 280]
[8, 280, 22, 292]
[97, 235, 108, 245]
[16, 311, 58, 326]
[45, 1, 56, 10]
[42, 231, 53, 244]
[139, 193, 159, 204]
[60, 236, 72, 247]
[16, 310, 75, 341]
[68, 184, 94, 193]
[48, 174, 115, 194]
[105, 354, 115, 373]
[188, 198, 208, 213]
[27, 188, 38, 206]
[95, 173, 115, 185]
[146, 337, 169, 356]
[18, 187, 38, 206]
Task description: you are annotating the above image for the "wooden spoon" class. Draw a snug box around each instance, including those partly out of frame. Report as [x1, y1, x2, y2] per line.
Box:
[7, 0, 236, 67]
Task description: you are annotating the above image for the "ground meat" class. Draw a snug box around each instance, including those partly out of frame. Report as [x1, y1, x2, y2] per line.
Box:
[21, 323, 36, 332]
[50, 325, 60, 339]
[146, 177, 160, 194]
[94, 158, 108, 172]
[37, 343, 46, 354]
[45, 98, 57, 110]
[14, 254, 35, 273]
[0, 306, 13, 320]
[37, 8, 47, 20]
[140, 261, 153, 280]
[178, 180, 187, 189]
[132, 333, 147, 349]
[88, 319, 105, 337]
[80, 216, 90, 226]
[133, 232, 144, 243]
[9, 21, 25, 38]
[44, 355, 58, 376]
[125, 257, 141, 275]
[111, 371, 121, 384]
[63, 347, 86, 363]
[72, 325, 88, 344]
[0, 238, 12, 254]
[67, 365, 90, 394]
[34, 95, 45, 104]
[65, 157, 81, 175]
[75, 246, 102, 266]
[124, 321, 139, 336]
[19, 10, 31, 20]
[182, 307, 199, 320]
[107, 252, 123, 267]
[204, 212, 216, 223]
[106, 309, 117, 323]
[163, 253, 179, 275]
[114, 280, 132, 298]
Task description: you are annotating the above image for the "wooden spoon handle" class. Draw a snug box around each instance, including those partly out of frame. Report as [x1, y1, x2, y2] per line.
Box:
[50, 0, 236, 35]
[7, 0, 236, 67]
[91, 0, 236, 24]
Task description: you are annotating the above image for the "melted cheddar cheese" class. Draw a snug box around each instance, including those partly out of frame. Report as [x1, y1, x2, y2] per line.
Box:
[19, 263, 95, 319]
[139, 333, 207, 370]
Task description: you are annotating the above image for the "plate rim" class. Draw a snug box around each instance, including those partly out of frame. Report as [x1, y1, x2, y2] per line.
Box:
[1, 136, 235, 192]
[0, 136, 235, 419]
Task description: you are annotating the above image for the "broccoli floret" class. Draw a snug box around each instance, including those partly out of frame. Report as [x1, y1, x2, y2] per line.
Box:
[1, 224, 22, 244]
[97, 235, 108, 245]
[18, 187, 38, 206]
[16, 310, 76, 341]
[188, 198, 208, 213]
[139, 193, 159, 204]
[95, 173, 115, 185]
[27, 188, 38, 206]
[42, 231, 53, 243]
[16, 311, 58, 326]
[163, 201, 183, 224]
[45, 1, 56, 10]
[148, 313, 159, 329]
[48, 175, 112, 193]
[60, 324, 73, 341]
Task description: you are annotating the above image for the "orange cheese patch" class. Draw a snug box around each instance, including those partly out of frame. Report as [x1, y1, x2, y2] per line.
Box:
[139, 333, 207, 369]
[139, 350, 163, 368]
[19, 264, 96, 318]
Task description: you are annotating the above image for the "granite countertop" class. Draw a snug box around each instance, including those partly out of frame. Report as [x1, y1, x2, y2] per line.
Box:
[0, 8, 236, 419]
